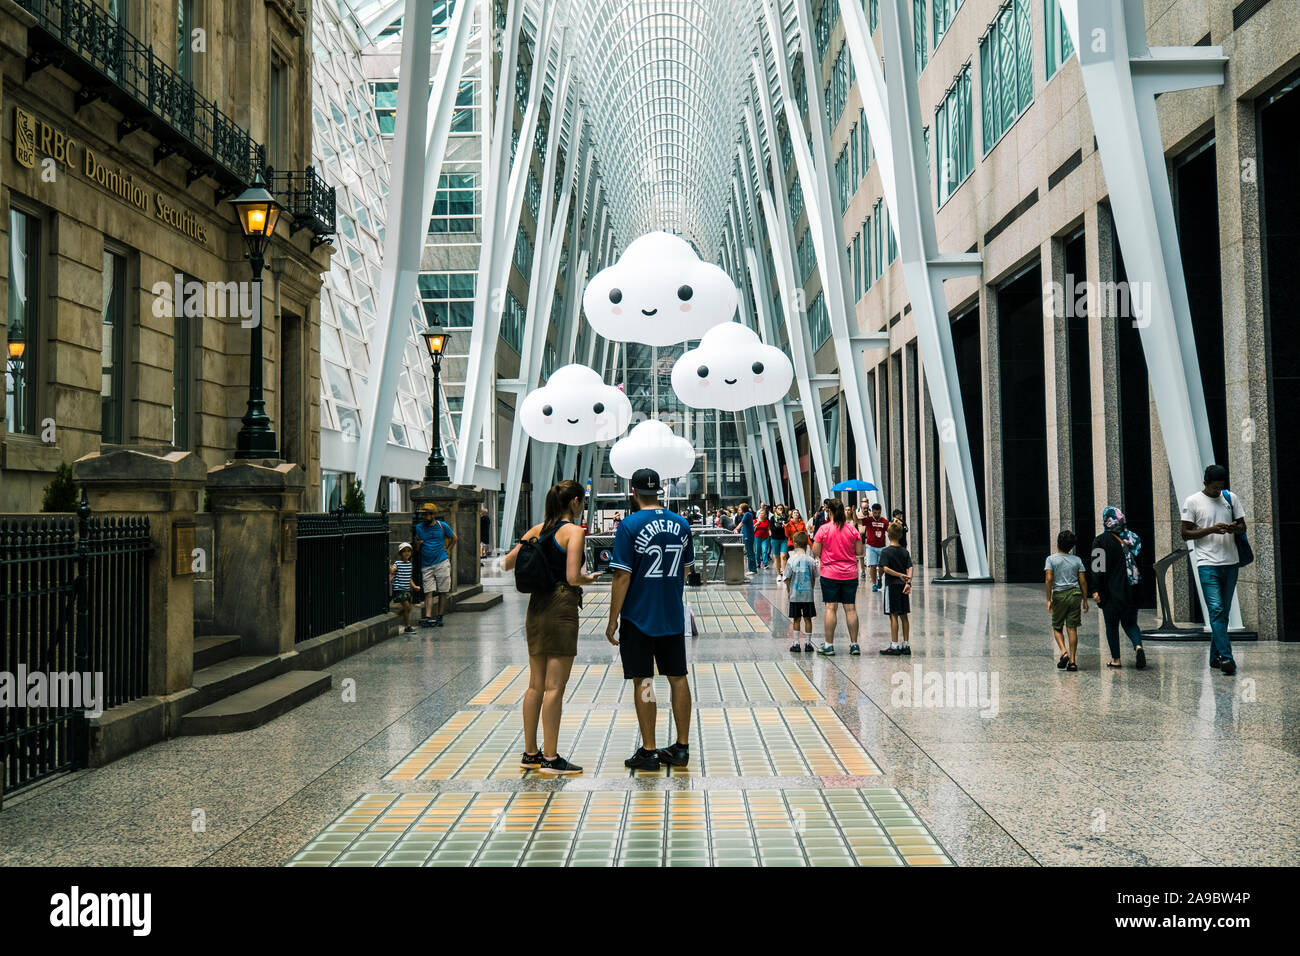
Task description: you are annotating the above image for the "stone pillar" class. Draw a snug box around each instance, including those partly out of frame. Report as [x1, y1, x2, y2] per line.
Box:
[73, 446, 207, 696]
[410, 481, 484, 593]
[206, 460, 306, 655]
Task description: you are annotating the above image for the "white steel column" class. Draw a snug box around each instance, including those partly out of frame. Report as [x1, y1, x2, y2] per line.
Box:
[1059, 0, 1235, 624]
[775, 0, 888, 506]
[500, 64, 578, 549]
[359, 0, 474, 505]
[744, 91, 830, 507]
[838, 0, 991, 577]
[454, 3, 556, 484]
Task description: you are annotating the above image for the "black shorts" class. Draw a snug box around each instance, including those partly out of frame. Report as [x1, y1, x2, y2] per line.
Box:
[881, 582, 910, 616]
[788, 601, 816, 620]
[619, 617, 687, 680]
[391, 589, 414, 604]
[820, 576, 859, 605]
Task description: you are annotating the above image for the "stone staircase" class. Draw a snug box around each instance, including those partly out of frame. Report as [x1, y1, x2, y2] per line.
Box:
[180, 635, 331, 735]
[448, 583, 502, 612]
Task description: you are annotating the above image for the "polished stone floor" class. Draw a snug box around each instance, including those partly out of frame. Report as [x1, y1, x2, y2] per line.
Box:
[2, 565, 1298, 866]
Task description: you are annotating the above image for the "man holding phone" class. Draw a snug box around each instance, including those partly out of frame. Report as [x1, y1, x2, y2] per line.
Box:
[1180, 464, 1247, 676]
[606, 468, 695, 771]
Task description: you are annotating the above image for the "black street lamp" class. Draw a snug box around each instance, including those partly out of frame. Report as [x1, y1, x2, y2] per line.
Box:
[421, 325, 451, 482]
[228, 170, 282, 459]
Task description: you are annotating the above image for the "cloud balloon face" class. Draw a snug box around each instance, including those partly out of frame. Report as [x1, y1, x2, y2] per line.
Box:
[519, 364, 632, 445]
[608, 420, 696, 480]
[583, 231, 738, 346]
[670, 322, 794, 412]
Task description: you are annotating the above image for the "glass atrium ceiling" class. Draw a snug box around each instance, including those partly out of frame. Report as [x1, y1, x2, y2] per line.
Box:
[557, 0, 761, 259]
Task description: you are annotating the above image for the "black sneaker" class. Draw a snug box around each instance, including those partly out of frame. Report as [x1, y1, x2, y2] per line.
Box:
[657, 742, 689, 767]
[849, 644, 861, 655]
[1135, 647, 1146, 669]
[1220, 660, 1236, 676]
[433, 616, 445, 628]
[901, 645, 911, 656]
[539, 754, 583, 775]
[1210, 657, 1222, 669]
[789, 642, 802, 652]
[803, 642, 814, 653]
[418, 617, 434, 628]
[880, 645, 903, 655]
[404, 625, 416, 633]
[519, 750, 543, 770]
[624, 747, 661, 770]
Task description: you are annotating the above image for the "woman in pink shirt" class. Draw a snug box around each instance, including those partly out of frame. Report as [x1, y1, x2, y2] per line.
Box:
[812, 498, 865, 656]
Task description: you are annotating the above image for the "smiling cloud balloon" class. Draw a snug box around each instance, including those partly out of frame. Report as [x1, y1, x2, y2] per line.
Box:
[583, 232, 738, 347]
[670, 322, 794, 412]
[608, 420, 696, 480]
[519, 364, 632, 445]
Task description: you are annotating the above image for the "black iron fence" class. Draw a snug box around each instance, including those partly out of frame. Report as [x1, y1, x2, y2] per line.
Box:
[0, 500, 151, 800]
[267, 168, 337, 248]
[295, 511, 390, 643]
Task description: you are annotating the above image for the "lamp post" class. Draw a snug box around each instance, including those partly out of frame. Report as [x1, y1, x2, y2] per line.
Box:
[227, 170, 282, 459]
[421, 325, 451, 482]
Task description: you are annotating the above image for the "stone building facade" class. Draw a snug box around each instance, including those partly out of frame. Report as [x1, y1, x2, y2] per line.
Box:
[1, 0, 334, 512]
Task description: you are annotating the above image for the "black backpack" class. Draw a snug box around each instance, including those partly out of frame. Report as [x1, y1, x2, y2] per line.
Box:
[514, 532, 558, 593]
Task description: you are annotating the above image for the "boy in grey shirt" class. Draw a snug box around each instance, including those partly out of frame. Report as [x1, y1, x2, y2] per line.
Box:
[1044, 530, 1089, 671]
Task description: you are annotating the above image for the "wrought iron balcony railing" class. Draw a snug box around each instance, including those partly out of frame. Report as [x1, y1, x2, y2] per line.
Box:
[15, 0, 332, 246]
[268, 167, 336, 250]
[18, 0, 263, 197]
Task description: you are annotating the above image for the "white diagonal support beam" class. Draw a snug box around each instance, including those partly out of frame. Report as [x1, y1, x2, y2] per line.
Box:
[1060, 0, 1236, 624]
[778, 0, 887, 508]
[500, 62, 579, 549]
[744, 87, 827, 510]
[359, 0, 475, 506]
[839, 0, 991, 577]
[454, 3, 556, 484]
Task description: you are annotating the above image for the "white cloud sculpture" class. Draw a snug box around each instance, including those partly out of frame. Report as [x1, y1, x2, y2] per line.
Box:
[518, 364, 632, 445]
[582, 231, 738, 346]
[608, 419, 696, 480]
[670, 322, 794, 412]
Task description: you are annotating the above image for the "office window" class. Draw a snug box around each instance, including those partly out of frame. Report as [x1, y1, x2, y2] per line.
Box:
[980, 0, 1034, 154]
[5, 208, 40, 436]
[816, 0, 834, 60]
[869, 0, 879, 33]
[887, 207, 897, 263]
[914, 0, 928, 75]
[852, 233, 861, 299]
[269, 54, 286, 170]
[808, 293, 830, 349]
[173, 273, 195, 449]
[502, 292, 526, 352]
[513, 226, 533, 276]
[1044, 0, 1075, 79]
[451, 80, 478, 133]
[859, 110, 871, 181]
[101, 250, 128, 443]
[525, 169, 541, 220]
[430, 173, 477, 233]
[935, 63, 973, 205]
[872, 199, 884, 280]
[418, 272, 475, 326]
[371, 81, 398, 135]
[933, 0, 962, 48]
[177, 0, 195, 81]
[788, 178, 804, 223]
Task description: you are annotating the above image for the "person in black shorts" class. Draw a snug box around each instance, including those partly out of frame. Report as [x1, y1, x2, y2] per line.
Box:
[878, 523, 914, 655]
[606, 469, 696, 771]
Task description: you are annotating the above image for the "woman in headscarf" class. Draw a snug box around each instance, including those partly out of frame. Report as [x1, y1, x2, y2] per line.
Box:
[1087, 506, 1147, 669]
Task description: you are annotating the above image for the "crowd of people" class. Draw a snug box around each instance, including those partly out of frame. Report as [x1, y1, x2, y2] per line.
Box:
[388, 460, 1247, 776]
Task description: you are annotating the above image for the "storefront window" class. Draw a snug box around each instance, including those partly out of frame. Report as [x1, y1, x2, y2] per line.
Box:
[6, 208, 39, 436]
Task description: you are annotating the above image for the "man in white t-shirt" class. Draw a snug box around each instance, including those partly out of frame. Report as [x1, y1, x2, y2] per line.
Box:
[1180, 464, 1246, 676]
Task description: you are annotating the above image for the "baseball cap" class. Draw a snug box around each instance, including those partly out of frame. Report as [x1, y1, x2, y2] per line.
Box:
[420, 502, 437, 514]
[398, 541, 412, 552]
[630, 468, 661, 493]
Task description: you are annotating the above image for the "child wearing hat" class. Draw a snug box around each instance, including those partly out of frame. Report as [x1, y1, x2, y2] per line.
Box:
[390, 542, 420, 633]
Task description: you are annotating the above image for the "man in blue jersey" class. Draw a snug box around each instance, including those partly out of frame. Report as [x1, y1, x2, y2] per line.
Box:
[606, 468, 695, 771]
[414, 502, 457, 627]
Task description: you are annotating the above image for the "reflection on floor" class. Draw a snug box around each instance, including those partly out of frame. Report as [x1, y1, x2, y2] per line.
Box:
[580, 592, 767, 634]
[467, 662, 821, 706]
[386, 705, 880, 780]
[287, 787, 951, 867]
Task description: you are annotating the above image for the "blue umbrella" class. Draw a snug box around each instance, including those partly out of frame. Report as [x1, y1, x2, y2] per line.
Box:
[831, 479, 877, 492]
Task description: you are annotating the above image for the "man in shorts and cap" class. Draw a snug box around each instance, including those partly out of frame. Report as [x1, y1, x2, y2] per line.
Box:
[606, 468, 695, 771]
[414, 502, 457, 627]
